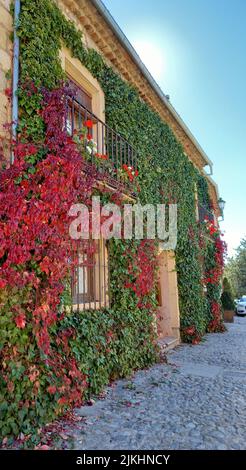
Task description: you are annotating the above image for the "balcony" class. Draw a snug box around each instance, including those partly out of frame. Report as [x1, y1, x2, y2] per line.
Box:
[66, 95, 138, 196]
[198, 204, 215, 224]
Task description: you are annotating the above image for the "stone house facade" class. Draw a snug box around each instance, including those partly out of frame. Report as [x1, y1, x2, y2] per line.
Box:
[0, 0, 226, 437]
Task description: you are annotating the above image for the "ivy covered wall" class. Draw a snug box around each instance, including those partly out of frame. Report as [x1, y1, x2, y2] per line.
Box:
[0, 0, 225, 440]
[17, 0, 210, 334]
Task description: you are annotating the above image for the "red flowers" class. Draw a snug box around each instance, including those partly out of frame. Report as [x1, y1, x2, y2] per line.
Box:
[84, 119, 93, 128]
[122, 164, 139, 182]
[204, 218, 220, 237]
[95, 153, 108, 160]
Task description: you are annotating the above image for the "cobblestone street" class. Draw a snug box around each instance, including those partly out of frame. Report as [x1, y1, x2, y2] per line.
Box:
[70, 317, 246, 450]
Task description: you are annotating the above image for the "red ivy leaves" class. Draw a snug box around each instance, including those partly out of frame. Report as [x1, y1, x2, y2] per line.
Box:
[15, 313, 26, 329]
[203, 223, 227, 286]
[182, 325, 201, 344]
[202, 219, 227, 332]
[125, 239, 157, 306]
[207, 301, 225, 333]
[47, 385, 56, 395]
[0, 279, 7, 289]
[0, 86, 98, 408]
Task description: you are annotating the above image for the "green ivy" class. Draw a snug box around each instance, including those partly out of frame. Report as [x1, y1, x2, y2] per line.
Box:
[17, 0, 212, 359]
[0, 0, 220, 439]
[197, 173, 211, 209]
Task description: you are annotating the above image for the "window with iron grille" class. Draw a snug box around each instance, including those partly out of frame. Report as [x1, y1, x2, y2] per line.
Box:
[65, 77, 137, 310]
[72, 239, 110, 311]
[65, 79, 110, 311]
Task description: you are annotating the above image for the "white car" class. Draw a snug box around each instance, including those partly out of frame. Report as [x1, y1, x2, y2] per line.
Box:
[236, 298, 246, 316]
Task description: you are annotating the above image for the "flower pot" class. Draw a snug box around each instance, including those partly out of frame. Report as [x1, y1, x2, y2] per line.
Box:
[223, 309, 234, 323]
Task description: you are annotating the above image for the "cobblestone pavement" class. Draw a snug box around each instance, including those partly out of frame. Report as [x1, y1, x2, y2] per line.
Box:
[70, 317, 246, 450]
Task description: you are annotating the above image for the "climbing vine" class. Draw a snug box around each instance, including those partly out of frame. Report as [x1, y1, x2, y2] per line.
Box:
[0, 84, 158, 440]
[0, 0, 225, 441]
[203, 219, 227, 333]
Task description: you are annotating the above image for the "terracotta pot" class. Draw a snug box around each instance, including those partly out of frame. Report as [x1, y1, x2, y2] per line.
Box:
[223, 310, 234, 323]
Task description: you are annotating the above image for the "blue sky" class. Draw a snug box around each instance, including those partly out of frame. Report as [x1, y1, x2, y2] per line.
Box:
[103, 0, 246, 257]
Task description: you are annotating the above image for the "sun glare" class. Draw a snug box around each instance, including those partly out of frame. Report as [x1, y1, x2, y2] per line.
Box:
[133, 39, 165, 82]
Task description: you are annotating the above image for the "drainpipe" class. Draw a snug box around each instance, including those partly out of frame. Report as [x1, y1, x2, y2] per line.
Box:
[11, 0, 21, 164]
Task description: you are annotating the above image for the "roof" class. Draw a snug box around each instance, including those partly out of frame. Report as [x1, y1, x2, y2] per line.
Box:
[63, 0, 221, 208]
[91, 0, 214, 174]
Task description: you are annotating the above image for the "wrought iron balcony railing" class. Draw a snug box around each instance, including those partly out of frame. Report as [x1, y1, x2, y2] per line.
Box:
[198, 204, 215, 224]
[66, 96, 138, 194]
[65, 93, 137, 310]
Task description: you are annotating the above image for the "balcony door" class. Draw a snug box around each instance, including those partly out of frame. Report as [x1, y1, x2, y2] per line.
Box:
[66, 77, 93, 134]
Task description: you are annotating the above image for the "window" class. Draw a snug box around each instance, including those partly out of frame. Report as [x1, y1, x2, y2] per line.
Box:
[65, 77, 106, 162]
[67, 76, 92, 112]
[61, 48, 137, 190]
[66, 77, 94, 135]
[72, 239, 109, 310]
[60, 47, 105, 121]
[61, 48, 109, 311]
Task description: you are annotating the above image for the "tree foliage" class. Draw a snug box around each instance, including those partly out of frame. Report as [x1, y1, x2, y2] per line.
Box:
[225, 238, 246, 298]
[221, 278, 235, 311]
